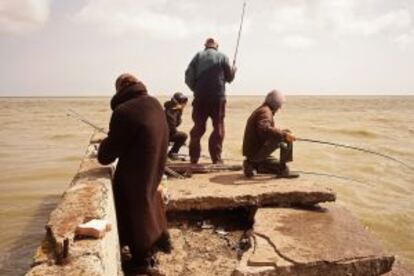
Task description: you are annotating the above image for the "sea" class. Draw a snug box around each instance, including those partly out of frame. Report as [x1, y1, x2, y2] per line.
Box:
[0, 96, 413, 275]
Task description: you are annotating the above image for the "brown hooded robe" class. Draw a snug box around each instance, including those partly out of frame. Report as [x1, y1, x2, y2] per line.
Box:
[98, 83, 169, 258]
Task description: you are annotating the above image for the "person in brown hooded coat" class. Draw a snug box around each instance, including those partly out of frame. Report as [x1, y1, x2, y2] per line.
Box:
[98, 73, 170, 271]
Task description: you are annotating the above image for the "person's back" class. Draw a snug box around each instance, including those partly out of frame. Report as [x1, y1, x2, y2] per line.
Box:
[186, 47, 234, 100]
[243, 104, 276, 160]
[185, 38, 236, 164]
[98, 73, 170, 273]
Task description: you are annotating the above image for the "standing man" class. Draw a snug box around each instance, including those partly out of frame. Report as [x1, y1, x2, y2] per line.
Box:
[98, 73, 171, 273]
[242, 90, 299, 178]
[164, 92, 188, 160]
[185, 38, 236, 164]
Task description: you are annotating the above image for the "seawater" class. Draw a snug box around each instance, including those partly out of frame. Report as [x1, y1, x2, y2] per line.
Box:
[0, 96, 413, 275]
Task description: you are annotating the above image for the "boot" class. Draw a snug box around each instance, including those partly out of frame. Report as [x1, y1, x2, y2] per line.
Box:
[122, 256, 158, 275]
[277, 165, 299, 179]
[243, 160, 257, 178]
[154, 231, 173, 254]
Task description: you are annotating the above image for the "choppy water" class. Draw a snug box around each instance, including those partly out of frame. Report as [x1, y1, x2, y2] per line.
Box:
[0, 96, 413, 275]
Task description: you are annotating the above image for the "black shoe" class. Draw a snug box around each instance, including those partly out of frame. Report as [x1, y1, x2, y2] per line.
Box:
[243, 160, 257, 178]
[154, 231, 173, 254]
[277, 165, 299, 179]
[122, 257, 157, 275]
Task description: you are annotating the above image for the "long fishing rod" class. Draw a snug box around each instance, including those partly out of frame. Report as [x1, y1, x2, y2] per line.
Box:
[66, 109, 186, 179]
[233, 1, 247, 67]
[297, 137, 412, 170]
[291, 170, 367, 185]
[67, 109, 107, 134]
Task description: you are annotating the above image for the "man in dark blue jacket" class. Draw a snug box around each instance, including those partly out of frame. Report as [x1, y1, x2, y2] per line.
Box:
[185, 38, 236, 164]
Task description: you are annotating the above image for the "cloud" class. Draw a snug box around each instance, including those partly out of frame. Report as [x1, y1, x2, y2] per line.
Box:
[74, 0, 239, 39]
[268, 0, 413, 47]
[0, 0, 51, 34]
[394, 30, 414, 50]
[321, 1, 412, 36]
[282, 35, 315, 49]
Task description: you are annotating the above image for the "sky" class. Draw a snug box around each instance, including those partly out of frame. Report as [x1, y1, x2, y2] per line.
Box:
[0, 0, 414, 96]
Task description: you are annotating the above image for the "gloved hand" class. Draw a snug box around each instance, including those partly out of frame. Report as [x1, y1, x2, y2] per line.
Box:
[284, 132, 296, 143]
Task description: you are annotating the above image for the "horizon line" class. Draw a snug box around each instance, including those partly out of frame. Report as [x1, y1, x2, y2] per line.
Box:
[0, 93, 413, 98]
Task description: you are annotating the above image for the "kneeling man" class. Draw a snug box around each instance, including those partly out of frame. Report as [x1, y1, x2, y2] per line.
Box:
[242, 90, 299, 178]
[164, 92, 188, 160]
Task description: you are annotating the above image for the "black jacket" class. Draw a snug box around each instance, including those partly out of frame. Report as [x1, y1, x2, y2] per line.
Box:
[164, 99, 183, 136]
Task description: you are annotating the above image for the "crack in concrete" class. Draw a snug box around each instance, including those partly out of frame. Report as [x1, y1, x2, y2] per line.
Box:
[254, 231, 300, 265]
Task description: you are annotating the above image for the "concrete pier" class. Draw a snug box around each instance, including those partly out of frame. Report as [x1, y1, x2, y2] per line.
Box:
[26, 132, 408, 275]
[26, 137, 122, 275]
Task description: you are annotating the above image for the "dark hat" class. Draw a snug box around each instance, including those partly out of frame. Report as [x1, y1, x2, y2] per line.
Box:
[173, 92, 188, 104]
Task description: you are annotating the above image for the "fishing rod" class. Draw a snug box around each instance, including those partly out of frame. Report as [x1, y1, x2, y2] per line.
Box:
[66, 109, 186, 179]
[233, 1, 247, 67]
[67, 109, 107, 134]
[291, 170, 367, 185]
[296, 137, 412, 170]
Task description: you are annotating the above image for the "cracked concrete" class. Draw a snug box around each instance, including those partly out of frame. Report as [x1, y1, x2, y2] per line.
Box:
[234, 204, 395, 276]
[26, 134, 122, 276]
[165, 172, 336, 212]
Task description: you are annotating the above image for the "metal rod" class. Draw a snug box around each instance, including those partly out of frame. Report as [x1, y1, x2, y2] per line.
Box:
[297, 137, 412, 170]
[233, 1, 247, 67]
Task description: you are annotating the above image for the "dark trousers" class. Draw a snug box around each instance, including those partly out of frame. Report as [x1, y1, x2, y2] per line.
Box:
[169, 131, 188, 154]
[248, 139, 293, 173]
[189, 98, 226, 163]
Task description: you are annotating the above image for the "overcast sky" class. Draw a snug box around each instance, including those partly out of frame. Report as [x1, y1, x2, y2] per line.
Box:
[0, 0, 414, 96]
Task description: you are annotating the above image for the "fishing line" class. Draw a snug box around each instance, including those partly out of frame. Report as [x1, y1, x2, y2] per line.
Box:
[297, 137, 413, 170]
[291, 170, 367, 185]
[67, 109, 107, 134]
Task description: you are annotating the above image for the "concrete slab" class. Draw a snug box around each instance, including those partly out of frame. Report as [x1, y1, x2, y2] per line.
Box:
[235, 204, 395, 276]
[165, 172, 336, 212]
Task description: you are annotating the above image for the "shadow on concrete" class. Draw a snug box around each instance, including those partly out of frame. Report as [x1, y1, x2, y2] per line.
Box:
[0, 195, 60, 276]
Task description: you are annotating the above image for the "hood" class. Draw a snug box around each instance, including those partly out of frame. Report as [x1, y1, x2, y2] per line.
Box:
[110, 82, 147, 110]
